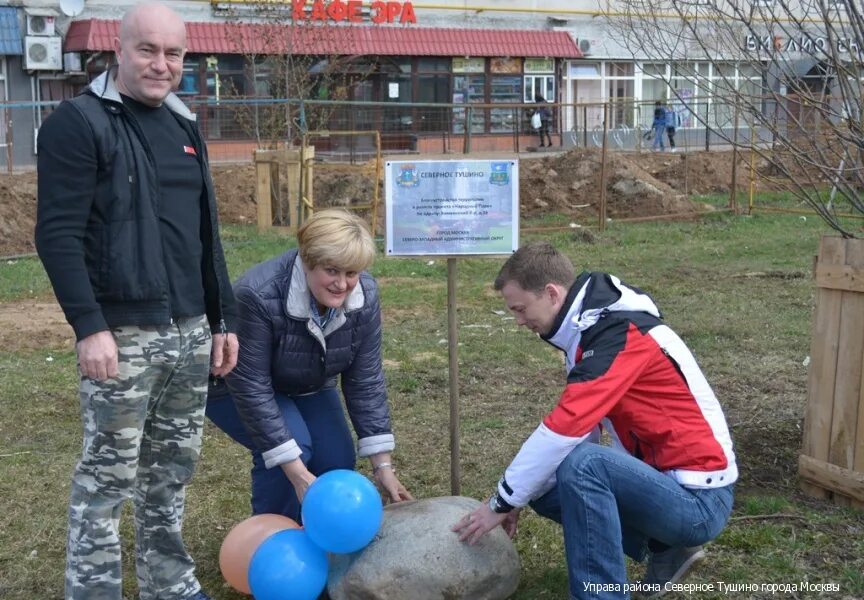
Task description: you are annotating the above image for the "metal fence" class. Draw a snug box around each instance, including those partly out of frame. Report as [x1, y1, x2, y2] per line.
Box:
[6, 95, 854, 230]
[1, 96, 780, 170]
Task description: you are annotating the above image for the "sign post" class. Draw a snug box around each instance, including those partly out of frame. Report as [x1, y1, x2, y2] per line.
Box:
[385, 159, 519, 494]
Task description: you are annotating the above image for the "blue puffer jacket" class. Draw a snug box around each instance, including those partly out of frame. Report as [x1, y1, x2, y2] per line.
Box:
[213, 249, 394, 468]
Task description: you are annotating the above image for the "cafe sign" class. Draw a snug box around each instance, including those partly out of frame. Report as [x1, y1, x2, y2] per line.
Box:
[292, 0, 416, 23]
[218, 0, 418, 23]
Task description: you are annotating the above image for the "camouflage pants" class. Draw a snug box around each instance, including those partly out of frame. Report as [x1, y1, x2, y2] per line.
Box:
[66, 315, 212, 600]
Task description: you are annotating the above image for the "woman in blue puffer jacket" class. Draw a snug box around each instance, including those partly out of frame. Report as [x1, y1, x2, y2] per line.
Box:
[206, 209, 412, 520]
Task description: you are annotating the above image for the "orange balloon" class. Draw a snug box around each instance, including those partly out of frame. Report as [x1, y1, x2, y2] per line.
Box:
[219, 514, 301, 594]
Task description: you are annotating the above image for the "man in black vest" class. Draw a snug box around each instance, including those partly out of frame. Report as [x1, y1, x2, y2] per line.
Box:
[35, 3, 237, 599]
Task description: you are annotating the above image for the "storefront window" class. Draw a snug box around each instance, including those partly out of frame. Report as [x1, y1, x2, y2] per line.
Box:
[381, 74, 412, 132]
[452, 74, 485, 134]
[250, 57, 275, 98]
[524, 76, 554, 102]
[570, 64, 600, 77]
[606, 62, 634, 77]
[416, 58, 450, 132]
[642, 74, 667, 103]
[218, 55, 248, 97]
[418, 57, 450, 72]
[393, 58, 412, 73]
[202, 55, 246, 140]
[605, 63, 636, 126]
[177, 58, 201, 97]
[642, 63, 665, 77]
[668, 63, 705, 128]
[490, 75, 522, 132]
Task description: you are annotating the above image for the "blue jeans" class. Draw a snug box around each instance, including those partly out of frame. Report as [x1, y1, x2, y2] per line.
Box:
[529, 443, 734, 600]
[205, 387, 356, 521]
[652, 124, 666, 150]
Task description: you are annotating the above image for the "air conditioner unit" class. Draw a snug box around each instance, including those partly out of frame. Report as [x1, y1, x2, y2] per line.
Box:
[25, 36, 62, 71]
[579, 39, 593, 55]
[26, 14, 56, 37]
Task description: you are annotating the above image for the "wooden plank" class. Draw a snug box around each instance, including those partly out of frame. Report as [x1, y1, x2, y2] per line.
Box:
[815, 264, 864, 293]
[285, 149, 301, 234]
[303, 145, 315, 222]
[855, 248, 864, 511]
[828, 239, 864, 476]
[256, 160, 272, 231]
[804, 237, 846, 457]
[798, 455, 864, 503]
[801, 237, 846, 499]
[855, 349, 864, 511]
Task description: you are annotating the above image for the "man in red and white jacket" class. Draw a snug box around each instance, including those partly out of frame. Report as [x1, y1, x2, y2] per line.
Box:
[453, 242, 737, 600]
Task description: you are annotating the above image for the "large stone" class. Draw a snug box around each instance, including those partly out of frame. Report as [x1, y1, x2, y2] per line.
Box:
[327, 496, 520, 600]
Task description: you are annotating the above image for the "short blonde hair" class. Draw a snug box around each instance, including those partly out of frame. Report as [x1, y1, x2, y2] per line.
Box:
[297, 209, 375, 272]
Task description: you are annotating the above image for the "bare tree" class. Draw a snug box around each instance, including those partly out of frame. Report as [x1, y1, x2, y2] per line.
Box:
[221, 3, 370, 147]
[606, 0, 864, 236]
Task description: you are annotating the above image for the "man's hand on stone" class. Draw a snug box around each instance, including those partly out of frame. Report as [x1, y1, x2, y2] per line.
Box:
[451, 503, 507, 545]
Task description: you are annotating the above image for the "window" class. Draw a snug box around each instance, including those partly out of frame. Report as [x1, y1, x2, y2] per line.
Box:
[570, 64, 600, 77]
[524, 76, 554, 103]
[418, 57, 450, 72]
[490, 75, 522, 132]
[606, 62, 634, 77]
[641, 63, 668, 106]
[216, 56, 247, 97]
[202, 55, 246, 140]
[417, 58, 450, 132]
[177, 57, 201, 97]
[453, 74, 485, 134]
[36, 76, 81, 127]
[381, 74, 412, 132]
[606, 63, 636, 126]
[642, 63, 666, 77]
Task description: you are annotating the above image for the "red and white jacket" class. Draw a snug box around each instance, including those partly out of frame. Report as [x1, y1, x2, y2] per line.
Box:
[497, 272, 738, 508]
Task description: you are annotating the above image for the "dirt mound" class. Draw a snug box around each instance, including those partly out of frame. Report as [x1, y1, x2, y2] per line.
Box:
[210, 165, 258, 225]
[0, 149, 757, 257]
[637, 150, 751, 195]
[0, 171, 37, 257]
[0, 168, 264, 257]
[519, 149, 701, 219]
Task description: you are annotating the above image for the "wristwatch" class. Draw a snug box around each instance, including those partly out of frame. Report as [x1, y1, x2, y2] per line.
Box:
[488, 492, 514, 514]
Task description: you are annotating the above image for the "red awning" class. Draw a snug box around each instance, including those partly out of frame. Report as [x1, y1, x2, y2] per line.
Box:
[64, 19, 581, 58]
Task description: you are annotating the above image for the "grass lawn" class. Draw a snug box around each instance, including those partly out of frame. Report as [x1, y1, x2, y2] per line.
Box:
[1, 209, 862, 599]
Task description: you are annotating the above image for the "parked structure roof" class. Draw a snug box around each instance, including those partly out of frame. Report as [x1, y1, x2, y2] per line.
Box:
[0, 8, 23, 56]
[64, 19, 581, 58]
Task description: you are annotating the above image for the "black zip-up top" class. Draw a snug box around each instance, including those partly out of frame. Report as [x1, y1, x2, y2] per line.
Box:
[35, 70, 236, 340]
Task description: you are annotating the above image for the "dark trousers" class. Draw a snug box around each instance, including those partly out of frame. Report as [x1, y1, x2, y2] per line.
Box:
[205, 387, 356, 521]
[529, 443, 734, 600]
[666, 126, 676, 148]
[538, 120, 553, 147]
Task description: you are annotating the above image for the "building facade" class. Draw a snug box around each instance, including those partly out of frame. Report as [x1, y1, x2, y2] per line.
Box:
[0, 0, 852, 165]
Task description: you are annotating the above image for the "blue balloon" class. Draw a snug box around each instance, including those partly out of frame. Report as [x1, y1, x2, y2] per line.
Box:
[302, 469, 383, 554]
[248, 529, 328, 600]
